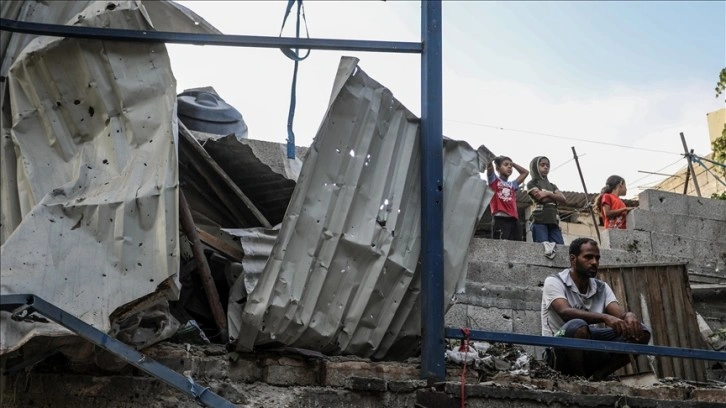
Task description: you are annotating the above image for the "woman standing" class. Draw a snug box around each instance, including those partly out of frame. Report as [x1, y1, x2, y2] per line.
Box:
[595, 175, 633, 229]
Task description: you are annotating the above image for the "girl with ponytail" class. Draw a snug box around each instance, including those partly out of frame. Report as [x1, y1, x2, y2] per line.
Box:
[594, 175, 633, 229]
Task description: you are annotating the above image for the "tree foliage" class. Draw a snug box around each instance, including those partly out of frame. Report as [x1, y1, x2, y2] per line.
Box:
[711, 68, 726, 200]
[716, 67, 726, 99]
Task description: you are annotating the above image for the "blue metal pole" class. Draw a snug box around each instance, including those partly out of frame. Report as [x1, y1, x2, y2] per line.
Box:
[445, 328, 726, 362]
[420, 0, 445, 382]
[0, 18, 422, 53]
[0, 294, 236, 408]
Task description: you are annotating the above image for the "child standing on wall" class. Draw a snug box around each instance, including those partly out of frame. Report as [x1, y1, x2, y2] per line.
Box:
[487, 156, 529, 241]
[595, 175, 633, 229]
[527, 156, 567, 244]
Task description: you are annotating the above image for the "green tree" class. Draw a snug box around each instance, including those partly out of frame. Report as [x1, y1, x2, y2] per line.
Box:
[711, 67, 726, 200]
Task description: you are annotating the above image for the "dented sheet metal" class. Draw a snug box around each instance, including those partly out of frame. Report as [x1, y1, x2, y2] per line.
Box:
[0, 1, 213, 354]
[197, 134, 306, 226]
[233, 57, 494, 358]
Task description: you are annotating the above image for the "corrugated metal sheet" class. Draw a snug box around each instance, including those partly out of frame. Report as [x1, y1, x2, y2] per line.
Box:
[231, 57, 493, 359]
[197, 134, 307, 227]
[599, 263, 710, 381]
[0, 0, 214, 355]
[178, 124, 271, 228]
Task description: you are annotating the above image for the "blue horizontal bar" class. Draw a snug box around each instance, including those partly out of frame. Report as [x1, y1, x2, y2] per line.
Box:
[0, 18, 422, 54]
[1, 294, 236, 408]
[445, 328, 725, 362]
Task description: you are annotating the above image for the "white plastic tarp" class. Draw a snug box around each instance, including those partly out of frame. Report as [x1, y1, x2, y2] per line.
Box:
[233, 57, 494, 359]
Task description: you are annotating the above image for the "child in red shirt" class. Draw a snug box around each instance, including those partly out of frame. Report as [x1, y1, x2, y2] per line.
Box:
[487, 156, 529, 240]
[595, 175, 633, 229]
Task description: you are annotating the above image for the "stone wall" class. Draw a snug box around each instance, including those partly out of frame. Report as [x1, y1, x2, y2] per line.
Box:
[2, 343, 724, 408]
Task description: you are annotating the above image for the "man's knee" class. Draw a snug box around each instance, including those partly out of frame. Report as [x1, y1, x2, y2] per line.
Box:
[560, 319, 590, 339]
[573, 325, 591, 339]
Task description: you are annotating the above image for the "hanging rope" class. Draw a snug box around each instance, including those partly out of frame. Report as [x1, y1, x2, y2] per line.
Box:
[279, 0, 310, 159]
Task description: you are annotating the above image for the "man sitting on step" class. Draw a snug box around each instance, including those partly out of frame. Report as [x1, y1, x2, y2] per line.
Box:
[540, 237, 651, 380]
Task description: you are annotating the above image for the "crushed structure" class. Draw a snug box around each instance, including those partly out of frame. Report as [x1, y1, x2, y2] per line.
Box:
[1, 1, 725, 407]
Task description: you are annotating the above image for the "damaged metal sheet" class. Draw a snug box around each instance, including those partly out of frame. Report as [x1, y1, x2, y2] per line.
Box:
[233, 57, 494, 359]
[223, 226, 279, 340]
[0, 0, 215, 355]
[178, 123, 272, 228]
[195, 133, 307, 226]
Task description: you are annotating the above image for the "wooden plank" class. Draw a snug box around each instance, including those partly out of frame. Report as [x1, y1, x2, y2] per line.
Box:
[666, 265, 696, 380]
[601, 267, 640, 375]
[621, 266, 648, 374]
[656, 264, 684, 378]
[196, 227, 244, 262]
[669, 265, 706, 381]
[179, 191, 228, 337]
[644, 266, 672, 377]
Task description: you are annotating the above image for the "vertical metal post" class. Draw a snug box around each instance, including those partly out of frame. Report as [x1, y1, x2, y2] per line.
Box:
[683, 149, 693, 194]
[420, 0, 445, 382]
[571, 146, 601, 244]
[680, 133, 701, 197]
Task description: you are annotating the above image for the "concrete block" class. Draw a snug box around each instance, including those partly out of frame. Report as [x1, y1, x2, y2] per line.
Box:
[468, 238, 570, 269]
[512, 309, 545, 359]
[460, 282, 542, 310]
[322, 361, 376, 387]
[445, 304, 514, 332]
[650, 232, 696, 260]
[374, 363, 420, 383]
[690, 388, 726, 403]
[627, 209, 677, 235]
[692, 239, 726, 271]
[599, 247, 681, 266]
[346, 377, 387, 392]
[466, 261, 559, 288]
[687, 195, 726, 221]
[671, 216, 726, 244]
[228, 357, 263, 383]
[600, 229, 653, 253]
[638, 189, 689, 215]
[261, 356, 317, 386]
[627, 386, 689, 401]
[628, 209, 725, 243]
[512, 309, 541, 336]
[388, 380, 427, 393]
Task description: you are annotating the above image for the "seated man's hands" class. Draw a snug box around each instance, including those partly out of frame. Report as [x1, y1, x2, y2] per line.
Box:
[603, 314, 628, 336]
[604, 313, 645, 342]
[623, 312, 645, 341]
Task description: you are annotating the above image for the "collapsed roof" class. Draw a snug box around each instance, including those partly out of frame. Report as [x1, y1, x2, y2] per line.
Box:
[0, 1, 494, 360]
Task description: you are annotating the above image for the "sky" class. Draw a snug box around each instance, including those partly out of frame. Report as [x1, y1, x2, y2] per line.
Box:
[166, 1, 725, 198]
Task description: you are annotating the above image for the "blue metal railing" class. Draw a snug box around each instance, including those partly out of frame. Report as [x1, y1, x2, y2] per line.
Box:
[445, 328, 726, 362]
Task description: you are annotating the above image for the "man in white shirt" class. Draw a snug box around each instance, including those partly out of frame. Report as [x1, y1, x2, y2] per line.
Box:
[541, 237, 650, 380]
